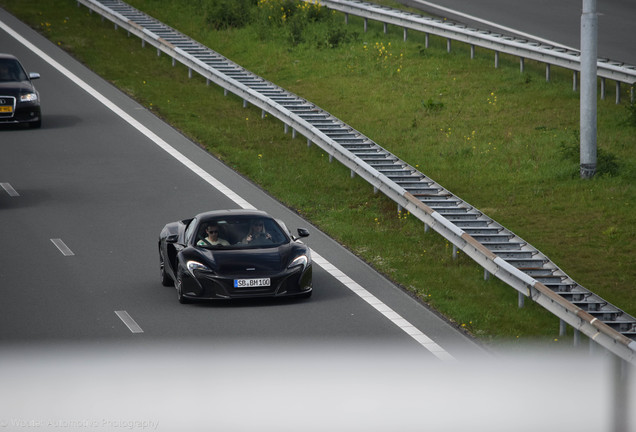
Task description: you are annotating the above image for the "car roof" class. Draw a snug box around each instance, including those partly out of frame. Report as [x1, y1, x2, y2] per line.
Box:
[193, 209, 270, 220]
[0, 53, 19, 61]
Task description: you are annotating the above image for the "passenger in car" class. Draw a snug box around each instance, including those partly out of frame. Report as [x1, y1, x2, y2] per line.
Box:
[242, 219, 272, 244]
[197, 222, 230, 247]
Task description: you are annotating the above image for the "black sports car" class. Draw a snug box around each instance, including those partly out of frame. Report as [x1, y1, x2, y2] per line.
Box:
[0, 54, 41, 128]
[158, 209, 312, 303]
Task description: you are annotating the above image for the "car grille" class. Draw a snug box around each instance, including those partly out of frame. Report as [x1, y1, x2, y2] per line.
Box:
[0, 96, 16, 118]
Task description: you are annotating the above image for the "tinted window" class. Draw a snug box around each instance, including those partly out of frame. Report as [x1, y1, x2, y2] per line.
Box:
[195, 215, 289, 249]
[0, 59, 28, 82]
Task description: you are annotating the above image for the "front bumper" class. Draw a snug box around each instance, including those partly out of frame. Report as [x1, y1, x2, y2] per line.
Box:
[180, 265, 313, 300]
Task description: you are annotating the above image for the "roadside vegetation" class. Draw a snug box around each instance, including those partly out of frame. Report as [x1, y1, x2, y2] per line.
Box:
[2, 0, 634, 346]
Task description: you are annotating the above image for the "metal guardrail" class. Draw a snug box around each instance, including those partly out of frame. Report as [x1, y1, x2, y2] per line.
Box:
[75, 0, 636, 365]
[320, 0, 636, 101]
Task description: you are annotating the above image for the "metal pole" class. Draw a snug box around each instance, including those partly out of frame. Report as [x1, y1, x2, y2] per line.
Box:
[612, 355, 630, 432]
[580, 0, 597, 178]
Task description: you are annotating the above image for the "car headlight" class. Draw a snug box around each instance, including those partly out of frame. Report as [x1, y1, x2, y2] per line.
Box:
[186, 260, 211, 275]
[19, 93, 38, 102]
[288, 253, 310, 271]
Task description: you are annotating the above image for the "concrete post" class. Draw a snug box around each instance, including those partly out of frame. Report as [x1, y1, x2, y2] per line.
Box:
[580, 0, 598, 178]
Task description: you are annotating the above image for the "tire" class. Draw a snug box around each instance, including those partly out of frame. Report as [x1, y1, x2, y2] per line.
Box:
[176, 277, 190, 304]
[159, 250, 173, 287]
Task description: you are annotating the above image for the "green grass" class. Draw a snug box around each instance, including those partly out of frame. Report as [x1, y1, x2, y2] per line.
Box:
[2, 0, 635, 346]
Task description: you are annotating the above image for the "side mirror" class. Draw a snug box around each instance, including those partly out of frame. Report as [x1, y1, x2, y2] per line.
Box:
[29, 72, 40, 80]
[166, 234, 179, 243]
[297, 228, 309, 238]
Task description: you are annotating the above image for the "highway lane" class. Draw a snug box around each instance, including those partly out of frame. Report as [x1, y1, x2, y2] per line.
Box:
[0, 7, 623, 432]
[0, 8, 480, 356]
[397, 0, 636, 65]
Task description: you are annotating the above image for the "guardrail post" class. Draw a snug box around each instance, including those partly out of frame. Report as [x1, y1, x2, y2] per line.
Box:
[284, 124, 289, 134]
[615, 81, 621, 104]
[483, 268, 489, 280]
[546, 64, 551, 81]
[573, 71, 578, 91]
[364, 18, 368, 32]
[261, 109, 266, 119]
[470, 45, 475, 59]
[292, 128, 297, 139]
[425, 33, 429, 49]
[495, 51, 499, 69]
[188, 68, 192, 79]
[446, 38, 451, 53]
[224, 89, 228, 96]
[114, 24, 118, 30]
[518, 292, 524, 308]
[243, 99, 248, 108]
[383, 23, 387, 34]
[559, 319, 567, 336]
[574, 328, 581, 346]
[350, 169, 355, 178]
[345, 13, 348, 25]
[601, 78, 606, 99]
[403, 28, 408, 41]
[452, 244, 458, 260]
[329, 154, 333, 163]
[141, 39, 145, 48]
[156, 48, 160, 57]
[307, 138, 312, 148]
[631, 86, 635, 103]
[520, 57, 525, 73]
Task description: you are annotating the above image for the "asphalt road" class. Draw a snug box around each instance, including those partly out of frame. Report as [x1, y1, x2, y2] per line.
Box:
[0, 8, 483, 352]
[397, 0, 636, 65]
[0, 6, 622, 431]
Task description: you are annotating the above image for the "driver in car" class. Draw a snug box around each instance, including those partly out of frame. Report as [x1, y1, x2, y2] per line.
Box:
[197, 222, 230, 247]
[243, 220, 272, 244]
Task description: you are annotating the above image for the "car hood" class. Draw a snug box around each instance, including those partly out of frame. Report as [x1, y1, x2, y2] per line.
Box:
[0, 81, 36, 96]
[202, 247, 289, 274]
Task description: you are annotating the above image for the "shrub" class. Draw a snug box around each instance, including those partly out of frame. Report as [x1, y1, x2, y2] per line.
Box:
[205, 0, 256, 30]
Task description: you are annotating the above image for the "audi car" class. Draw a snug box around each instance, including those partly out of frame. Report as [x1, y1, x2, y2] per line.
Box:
[0, 53, 41, 128]
[158, 209, 312, 303]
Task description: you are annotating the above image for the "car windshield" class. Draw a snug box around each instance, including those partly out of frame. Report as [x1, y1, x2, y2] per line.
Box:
[194, 215, 289, 249]
[0, 59, 28, 82]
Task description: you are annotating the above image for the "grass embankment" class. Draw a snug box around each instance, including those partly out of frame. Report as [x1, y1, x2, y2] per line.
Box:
[2, 0, 634, 345]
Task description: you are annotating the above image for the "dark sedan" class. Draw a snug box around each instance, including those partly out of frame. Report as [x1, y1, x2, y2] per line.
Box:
[158, 209, 312, 303]
[0, 53, 41, 128]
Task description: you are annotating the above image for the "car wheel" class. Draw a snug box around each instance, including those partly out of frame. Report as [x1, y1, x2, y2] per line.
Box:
[159, 250, 173, 287]
[176, 276, 190, 304]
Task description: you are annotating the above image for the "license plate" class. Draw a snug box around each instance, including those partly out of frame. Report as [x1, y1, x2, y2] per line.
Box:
[234, 278, 270, 288]
[0, 106, 12, 113]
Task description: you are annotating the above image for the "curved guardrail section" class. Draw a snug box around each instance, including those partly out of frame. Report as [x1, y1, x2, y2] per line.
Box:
[320, 0, 636, 89]
[76, 0, 636, 364]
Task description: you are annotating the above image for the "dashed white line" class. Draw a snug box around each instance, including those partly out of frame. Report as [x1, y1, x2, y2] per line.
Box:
[50, 238, 74, 256]
[115, 311, 144, 334]
[2, 18, 454, 360]
[1, 182, 19, 197]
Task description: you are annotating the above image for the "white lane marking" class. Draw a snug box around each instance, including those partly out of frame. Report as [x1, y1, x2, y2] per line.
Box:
[2, 19, 454, 360]
[1, 182, 19, 197]
[115, 310, 144, 334]
[50, 238, 74, 256]
[312, 252, 454, 361]
[410, 0, 578, 52]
